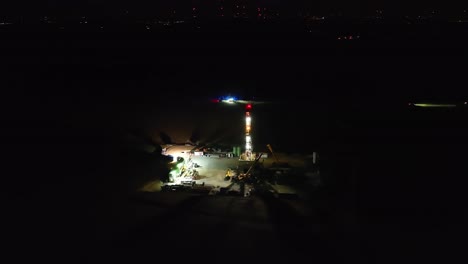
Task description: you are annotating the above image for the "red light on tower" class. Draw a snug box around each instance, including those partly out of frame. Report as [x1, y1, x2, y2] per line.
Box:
[246, 104, 252, 110]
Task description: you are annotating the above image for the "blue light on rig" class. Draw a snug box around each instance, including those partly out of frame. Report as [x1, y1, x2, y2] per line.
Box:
[221, 96, 237, 104]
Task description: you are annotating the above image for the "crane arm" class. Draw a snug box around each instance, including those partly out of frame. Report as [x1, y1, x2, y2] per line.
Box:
[266, 144, 280, 163]
[245, 153, 263, 176]
[239, 153, 263, 180]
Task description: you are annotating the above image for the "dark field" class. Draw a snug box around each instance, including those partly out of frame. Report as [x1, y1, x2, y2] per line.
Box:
[2, 22, 468, 262]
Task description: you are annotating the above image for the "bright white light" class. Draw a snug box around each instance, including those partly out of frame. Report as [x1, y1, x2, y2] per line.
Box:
[246, 142, 252, 151]
[246, 116, 251, 126]
[246, 135, 251, 143]
[222, 97, 235, 104]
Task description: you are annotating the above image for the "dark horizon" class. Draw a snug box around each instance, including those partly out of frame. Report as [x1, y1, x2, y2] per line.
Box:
[1, 0, 468, 18]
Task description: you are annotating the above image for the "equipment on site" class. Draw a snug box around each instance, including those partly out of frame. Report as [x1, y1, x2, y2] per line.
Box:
[224, 168, 233, 181]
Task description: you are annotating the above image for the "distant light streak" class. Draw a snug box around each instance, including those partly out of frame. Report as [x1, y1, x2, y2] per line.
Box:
[413, 103, 457, 108]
